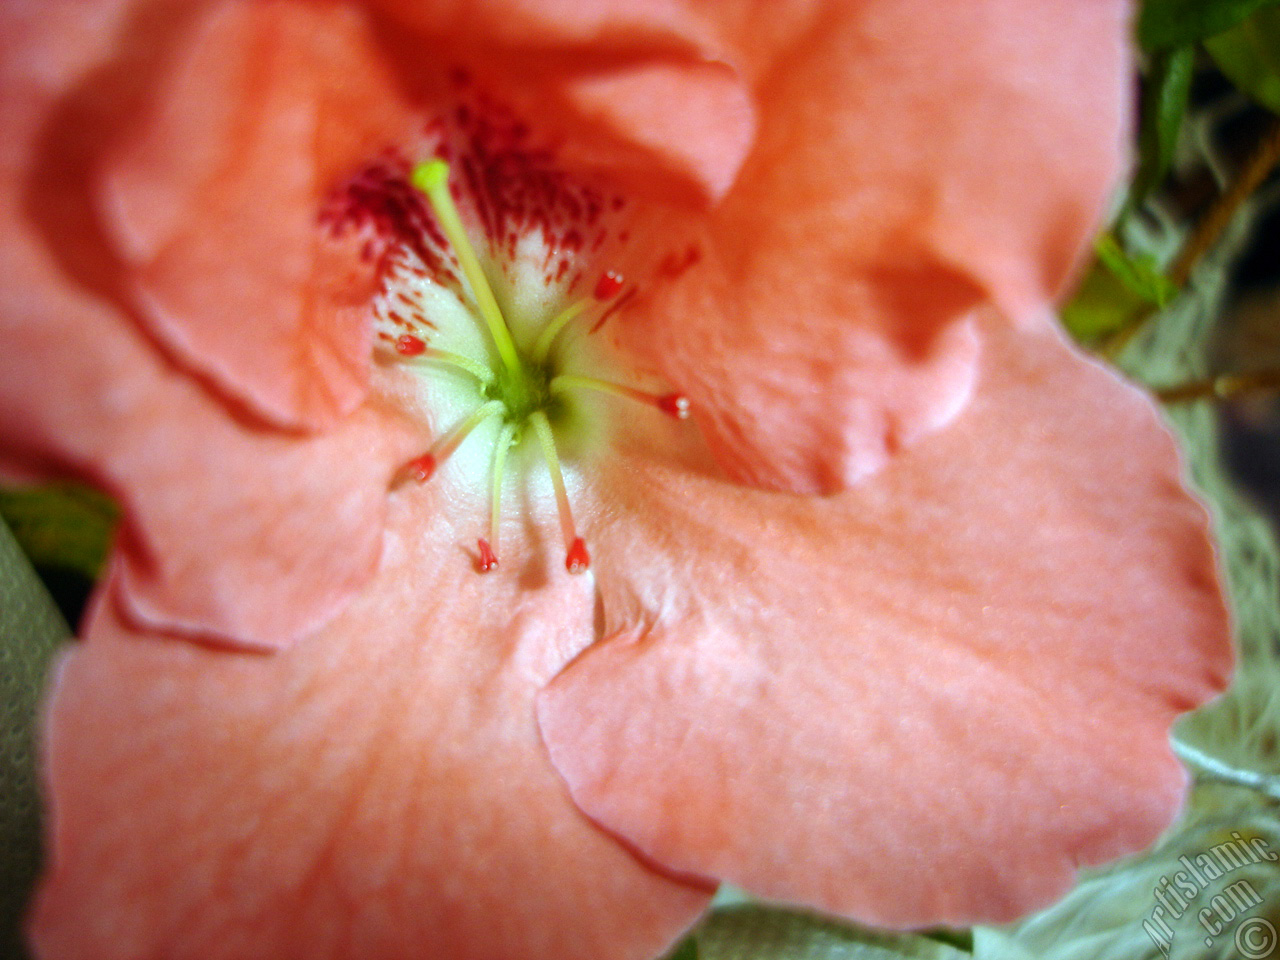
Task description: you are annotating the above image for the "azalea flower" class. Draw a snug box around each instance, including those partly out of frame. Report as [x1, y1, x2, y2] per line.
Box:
[0, 0, 1234, 958]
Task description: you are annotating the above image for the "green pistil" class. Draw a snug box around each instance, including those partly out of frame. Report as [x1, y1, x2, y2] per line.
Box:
[412, 160, 522, 378]
[412, 158, 567, 434]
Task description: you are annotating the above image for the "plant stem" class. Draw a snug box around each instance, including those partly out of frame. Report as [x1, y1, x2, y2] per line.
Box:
[1103, 116, 1280, 358]
[1157, 367, 1280, 404]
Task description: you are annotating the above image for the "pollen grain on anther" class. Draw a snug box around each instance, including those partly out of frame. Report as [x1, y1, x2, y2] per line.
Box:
[551, 375, 689, 420]
[594, 270, 624, 300]
[657, 393, 691, 419]
[395, 334, 427, 356]
[476, 538, 499, 573]
[400, 452, 438, 485]
[565, 537, 590, 575]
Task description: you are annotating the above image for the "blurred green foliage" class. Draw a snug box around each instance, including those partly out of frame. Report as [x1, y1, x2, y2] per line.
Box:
[1208, 5, 1280, 114]
[0, 483, 117, 582]
[1062, 234, 1175, 343]
[1139, 0, 1280, 51]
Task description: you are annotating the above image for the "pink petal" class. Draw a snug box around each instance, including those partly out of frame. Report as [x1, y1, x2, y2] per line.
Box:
[375, 0, 712, 45]
[539, 318, 1232, 927]
[31, 500, 710, 960]
[0, 260, 415, 650]
[560, 61, 756, 205]
[92, 0, 747, 433]
[612, 0, 1130, 492]
[1, 0, 422, 649]
[369, 0, 756, 203]
[100, 0, 416, 430]
[2, 143, 416, 651]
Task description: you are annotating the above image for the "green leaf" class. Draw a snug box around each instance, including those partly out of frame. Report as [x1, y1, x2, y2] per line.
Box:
[0, 516, 70, 958]
[695, 905, 971, 960]
[1131, 45, 1196, 206]
[1062, 258, 1147, 343]
[1093, 234, 1177, 305]
[976, 785, 1280, 960]
[1061, 236, 1174, 344]
[664, 936, 699, 960]
[1207, 5, 1280, 114]
[1138, 0, 1280, 51]
[0, 483, 118, 580]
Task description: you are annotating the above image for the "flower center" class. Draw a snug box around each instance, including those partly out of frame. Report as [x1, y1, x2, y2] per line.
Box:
[331, 152, 687, 575]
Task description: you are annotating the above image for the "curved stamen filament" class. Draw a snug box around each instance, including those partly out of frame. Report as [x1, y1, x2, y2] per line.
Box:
[531, 299, 589, 364]
[397, 334, 492, 382]
[411, 160, 522, 378]
[478, 421, 517, 572]
[401, 399, 504, 484]
[530, 411, 589, 573]
[413, 349, 494, 383]
[532, 272, 626, 363]
[550, 375, 690, 419]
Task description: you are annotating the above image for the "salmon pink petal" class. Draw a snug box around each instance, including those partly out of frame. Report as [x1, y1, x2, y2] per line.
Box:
[619, 261, 985, 493]
[2, 129, 417, 650]
[375, 0, 713, 47]
[100, 0, 417, 429]
[539, 320, 1232, 927]
[559, 61, 756, 204]
[369, 0, 755, 202]
[616, 0, 1130, 492]
[30, 504, 710, 960]
[1, 0, 422, 649]
[99, 0, 753, 428]
[0, 260, 416, 650]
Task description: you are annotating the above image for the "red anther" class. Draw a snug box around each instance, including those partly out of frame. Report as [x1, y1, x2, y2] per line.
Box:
[593, 270, 624, 300]
[657, 393, 690, 419]
[565, 537, 590, 574]
[403, 453, 437, 483]
[477, 538, 499, 572]
[396, 334, 427, 356]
